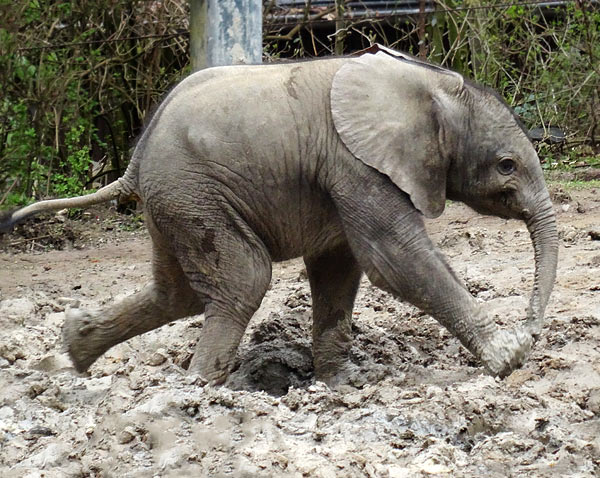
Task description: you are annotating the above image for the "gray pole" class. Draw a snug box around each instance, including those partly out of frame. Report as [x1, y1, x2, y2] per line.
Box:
[190, 0, 262, 71]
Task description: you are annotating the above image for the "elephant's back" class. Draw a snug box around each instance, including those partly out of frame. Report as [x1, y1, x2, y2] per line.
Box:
[169, 58, 346, 149]
[141, 59, 346, 171]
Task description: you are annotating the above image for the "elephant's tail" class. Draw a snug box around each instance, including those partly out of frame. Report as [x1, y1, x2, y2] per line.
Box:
[0, 167, 139, 233]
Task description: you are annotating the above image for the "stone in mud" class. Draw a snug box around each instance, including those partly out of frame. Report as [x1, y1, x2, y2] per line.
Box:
[586, 389, 600, 415]
[146, 349, 168, 366]
[0, 297, 36, 322]
[33, 354, 72, 373]
[117, 426, 136, 444]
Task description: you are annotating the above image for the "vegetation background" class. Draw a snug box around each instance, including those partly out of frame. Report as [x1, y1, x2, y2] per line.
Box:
[0, 0, 598, 206]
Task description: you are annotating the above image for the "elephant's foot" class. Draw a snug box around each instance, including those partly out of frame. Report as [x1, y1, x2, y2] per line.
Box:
[315, 359, 361, 389]
[187, 355, 231, 386]
[478, 328, 533, 378]
[187, 340, 239, 386]
[185, 312, 250, 386]
[62, 307, 105, 372]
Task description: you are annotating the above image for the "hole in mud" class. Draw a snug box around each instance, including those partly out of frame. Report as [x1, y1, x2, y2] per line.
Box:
[178, 353, 193, 371]
[454, 417, 506, 452]
[241, 357, 311, 396]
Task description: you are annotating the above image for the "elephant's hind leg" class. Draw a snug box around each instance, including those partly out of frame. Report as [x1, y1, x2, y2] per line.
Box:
[63, 223, 205, 372]
[178, 215, 273, 385]
[304, 243, 362, 387]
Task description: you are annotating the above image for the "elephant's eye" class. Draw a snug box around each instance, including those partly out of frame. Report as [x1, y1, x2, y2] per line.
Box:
[497, 158, 516, 175]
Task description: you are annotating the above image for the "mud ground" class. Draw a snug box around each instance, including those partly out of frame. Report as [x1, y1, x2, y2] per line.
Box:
[0, 181, 599, 477]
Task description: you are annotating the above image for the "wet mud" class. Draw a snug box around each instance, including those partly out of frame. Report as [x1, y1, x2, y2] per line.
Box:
[0, 185, 599, 477]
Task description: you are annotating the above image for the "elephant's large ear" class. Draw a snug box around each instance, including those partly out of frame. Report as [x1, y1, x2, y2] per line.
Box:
[331, 51, 464, 218]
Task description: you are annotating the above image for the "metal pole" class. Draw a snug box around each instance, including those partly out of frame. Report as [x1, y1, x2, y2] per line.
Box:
[190, 0, 262, 71]
[190, 0, 208, 71]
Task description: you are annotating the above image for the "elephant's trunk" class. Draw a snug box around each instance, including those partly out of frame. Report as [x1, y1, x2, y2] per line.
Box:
[525, 192, 558, 339]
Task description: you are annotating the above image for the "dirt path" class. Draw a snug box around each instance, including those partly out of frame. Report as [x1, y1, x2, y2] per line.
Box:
[0, 185, 599, 477]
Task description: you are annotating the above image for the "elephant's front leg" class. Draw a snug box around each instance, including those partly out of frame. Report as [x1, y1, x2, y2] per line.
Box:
[331, 171, 533, 378]
[304, 243, 362, 387]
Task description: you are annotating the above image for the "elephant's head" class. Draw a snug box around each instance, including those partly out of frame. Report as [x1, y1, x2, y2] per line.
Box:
[331, 47, 558, 339]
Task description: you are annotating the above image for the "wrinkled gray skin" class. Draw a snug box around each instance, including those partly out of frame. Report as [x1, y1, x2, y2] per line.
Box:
[0, 47, 558, 386]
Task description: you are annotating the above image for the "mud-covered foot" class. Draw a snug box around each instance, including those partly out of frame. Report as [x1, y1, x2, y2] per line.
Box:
[479, 327, 533, 378]
[316, 360, 363, 389]
[62, 307, 101, 372]
[187, 351, 233, 386]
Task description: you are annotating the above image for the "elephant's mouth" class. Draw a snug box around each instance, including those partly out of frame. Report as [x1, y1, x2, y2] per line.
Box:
[465, 195, 515, 220]
[483, 190, 534, 221]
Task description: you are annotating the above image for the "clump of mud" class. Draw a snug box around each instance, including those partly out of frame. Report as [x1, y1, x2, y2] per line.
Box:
[228, 312, 314, 395]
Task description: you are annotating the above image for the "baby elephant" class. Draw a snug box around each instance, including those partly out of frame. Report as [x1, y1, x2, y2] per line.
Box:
[0, 45, 558, 386]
